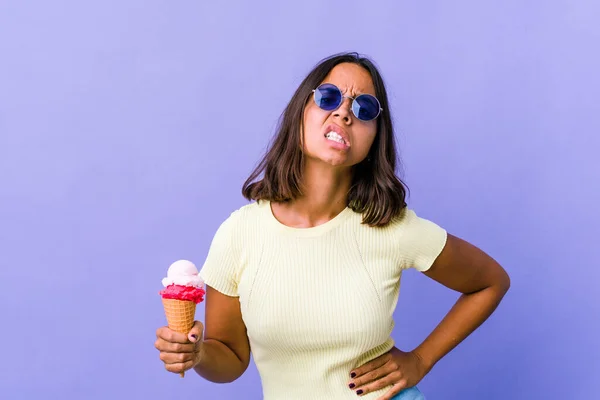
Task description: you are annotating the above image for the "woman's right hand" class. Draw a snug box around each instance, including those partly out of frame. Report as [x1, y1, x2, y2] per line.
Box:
[155, 321, 205, 375]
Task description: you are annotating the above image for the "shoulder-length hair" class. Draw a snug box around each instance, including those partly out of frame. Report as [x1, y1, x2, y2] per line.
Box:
[242, 52, 408, 227]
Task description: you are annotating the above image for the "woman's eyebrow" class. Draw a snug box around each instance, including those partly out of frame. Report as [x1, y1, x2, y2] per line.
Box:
[341, 89, 364, 98]
[340, 86, 370, 97]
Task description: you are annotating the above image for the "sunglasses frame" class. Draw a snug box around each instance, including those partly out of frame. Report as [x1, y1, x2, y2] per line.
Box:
[312, 83, 383, 121]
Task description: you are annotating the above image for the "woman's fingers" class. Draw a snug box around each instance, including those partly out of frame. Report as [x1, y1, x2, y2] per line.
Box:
[156, 326, 190, 344]
[159, 350, 195, 364]
[349, 362, 403, 396]
[354, 373, 399, 396]
[350, 352, 392, 379]
[164, 359, 196, 374]
[154, 337, 196, 353]
[187, 321, 204, 343]
[349, 347, 426, 397]
[350, 361, 398, 389]
[155, 325, 204, 375]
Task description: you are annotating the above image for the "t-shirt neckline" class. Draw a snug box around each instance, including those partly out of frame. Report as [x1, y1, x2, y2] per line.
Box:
[261, 200, 354, 237]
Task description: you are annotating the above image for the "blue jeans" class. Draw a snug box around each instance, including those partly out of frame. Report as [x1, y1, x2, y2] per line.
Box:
[391, 386, 425, 400]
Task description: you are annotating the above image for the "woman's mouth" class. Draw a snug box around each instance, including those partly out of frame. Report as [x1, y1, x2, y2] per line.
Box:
[325, 131, 347, 145]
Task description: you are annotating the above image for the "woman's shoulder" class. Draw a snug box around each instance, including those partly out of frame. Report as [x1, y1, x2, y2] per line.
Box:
[218, 200, 269, 229]
[354, 206, 444, 240]
[230, 200, 267, 217]
[206, 201, 267, 251]
[388, 207, 419, 226]
[353, 207, 420, 231]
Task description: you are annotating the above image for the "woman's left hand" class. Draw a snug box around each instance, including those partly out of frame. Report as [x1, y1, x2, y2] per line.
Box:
[348, 347, 428, 399]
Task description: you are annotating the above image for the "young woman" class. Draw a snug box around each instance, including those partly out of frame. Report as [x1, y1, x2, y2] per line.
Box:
[155, 52, 511, 400]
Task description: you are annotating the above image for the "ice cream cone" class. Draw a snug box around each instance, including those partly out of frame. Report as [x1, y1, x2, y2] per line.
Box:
[162, 298, 196, 377]
[160, 260, 205, 378]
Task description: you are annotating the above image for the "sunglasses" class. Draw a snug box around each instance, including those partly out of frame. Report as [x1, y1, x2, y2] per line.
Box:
[312, 83, 383, 121]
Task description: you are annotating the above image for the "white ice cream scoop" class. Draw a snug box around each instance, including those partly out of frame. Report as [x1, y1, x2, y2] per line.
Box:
[161, 259, 204, 288]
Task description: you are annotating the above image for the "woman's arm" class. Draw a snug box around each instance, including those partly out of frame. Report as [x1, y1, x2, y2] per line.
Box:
[155, 286, 250, 383]
[413, 233, 511, 372]
[193, 286, 251, 383]
[347, 233, 510, 398]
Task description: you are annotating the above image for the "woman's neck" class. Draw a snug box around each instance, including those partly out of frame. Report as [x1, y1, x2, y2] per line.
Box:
[272, 161, 352, 228]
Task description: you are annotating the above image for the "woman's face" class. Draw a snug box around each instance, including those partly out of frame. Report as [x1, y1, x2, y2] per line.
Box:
[302, 63, 378, 168]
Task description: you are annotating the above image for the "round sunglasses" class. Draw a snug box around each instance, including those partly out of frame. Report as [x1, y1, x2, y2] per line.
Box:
[312, 83, 382, 121]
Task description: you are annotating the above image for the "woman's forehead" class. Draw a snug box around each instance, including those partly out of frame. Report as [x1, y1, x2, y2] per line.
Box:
[321, 63, 376, 96]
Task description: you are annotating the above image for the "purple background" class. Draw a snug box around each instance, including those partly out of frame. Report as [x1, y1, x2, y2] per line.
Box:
[1, 1, 598, 399]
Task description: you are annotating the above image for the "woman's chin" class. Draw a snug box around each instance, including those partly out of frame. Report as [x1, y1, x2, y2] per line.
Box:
[312, 156, 353, 168]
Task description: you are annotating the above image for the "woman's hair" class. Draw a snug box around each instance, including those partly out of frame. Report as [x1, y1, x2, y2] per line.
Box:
[242, 52, 408, 227]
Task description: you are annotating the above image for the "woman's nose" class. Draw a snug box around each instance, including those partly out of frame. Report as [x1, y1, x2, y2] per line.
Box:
[333, 98, 353, 124]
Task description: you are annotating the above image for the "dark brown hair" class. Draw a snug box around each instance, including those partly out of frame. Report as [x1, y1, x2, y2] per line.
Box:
[242, 52, 408, 227]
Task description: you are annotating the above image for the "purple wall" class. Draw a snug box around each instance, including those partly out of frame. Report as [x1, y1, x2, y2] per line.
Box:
[1, 1, 598, 399]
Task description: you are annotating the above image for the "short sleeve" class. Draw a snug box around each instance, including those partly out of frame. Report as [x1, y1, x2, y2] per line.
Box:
[396, 208, 448, 272]
[198, 212, 242, 297]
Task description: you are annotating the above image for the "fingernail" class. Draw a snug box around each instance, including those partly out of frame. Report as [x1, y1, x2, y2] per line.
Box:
[356, 389, 363, 395]
[349, 383, 355, 389]
[350, 372, 356, 378]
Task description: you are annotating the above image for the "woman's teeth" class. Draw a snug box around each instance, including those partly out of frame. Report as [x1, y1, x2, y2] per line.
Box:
[325, 131, 345, 144]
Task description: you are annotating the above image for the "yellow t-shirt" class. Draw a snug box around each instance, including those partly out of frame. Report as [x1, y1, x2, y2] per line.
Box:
[199, 200, 447, 400]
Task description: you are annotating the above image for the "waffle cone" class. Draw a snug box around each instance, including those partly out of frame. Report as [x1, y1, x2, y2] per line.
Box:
[162, 298, 196, 378]
[162, 298, 196, 333]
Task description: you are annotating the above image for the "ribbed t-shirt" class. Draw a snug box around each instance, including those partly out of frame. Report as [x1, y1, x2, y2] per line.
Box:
[199, 200, 447, 399]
